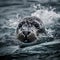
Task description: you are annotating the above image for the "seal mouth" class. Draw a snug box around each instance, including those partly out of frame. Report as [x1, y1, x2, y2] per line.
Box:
[24, 36, 29, 43]
[23, 35, 35, 43]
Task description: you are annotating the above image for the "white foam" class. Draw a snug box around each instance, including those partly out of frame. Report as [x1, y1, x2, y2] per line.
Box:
[31, 4, 60, 25]
[31, 4, 60, 37]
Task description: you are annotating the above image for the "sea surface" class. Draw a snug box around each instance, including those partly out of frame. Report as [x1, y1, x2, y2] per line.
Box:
[0, 0, 60, 60]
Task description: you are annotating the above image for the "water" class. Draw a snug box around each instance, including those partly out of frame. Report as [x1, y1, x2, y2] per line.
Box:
[0, 0, 60, 60]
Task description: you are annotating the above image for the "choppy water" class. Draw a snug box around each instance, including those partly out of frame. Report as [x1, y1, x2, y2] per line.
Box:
[0, 0, 60, 60]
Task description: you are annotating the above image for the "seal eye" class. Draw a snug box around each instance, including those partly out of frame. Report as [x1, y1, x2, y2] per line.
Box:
[33, 22, 40, 29]
[18, 23, 22, 28]
[35, 24, 39, 28]
[18, 21, 25, 28]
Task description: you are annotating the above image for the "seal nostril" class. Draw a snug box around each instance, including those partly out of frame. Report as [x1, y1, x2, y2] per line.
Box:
[23, 31, 30, 36]
[28, 31, 30, 35]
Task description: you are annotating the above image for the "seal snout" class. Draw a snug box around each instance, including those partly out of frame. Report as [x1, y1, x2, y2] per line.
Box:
[23, 31, 30, 36]
[17, 31, 37, 43]
[22, 31, 32, 43]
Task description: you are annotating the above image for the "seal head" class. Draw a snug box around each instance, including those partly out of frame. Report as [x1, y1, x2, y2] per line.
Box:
[16, 16, 46, 43]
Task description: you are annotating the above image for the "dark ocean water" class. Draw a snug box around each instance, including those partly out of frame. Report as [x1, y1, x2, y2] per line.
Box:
[0, 0, 60, 60]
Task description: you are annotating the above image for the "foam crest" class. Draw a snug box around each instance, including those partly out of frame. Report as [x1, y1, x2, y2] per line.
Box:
[31, 4, 60, 25]
[31, 4, 60, 37]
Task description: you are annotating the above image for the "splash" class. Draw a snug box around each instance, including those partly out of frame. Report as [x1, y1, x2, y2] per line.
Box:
[31, 4, 60, 25]
[31, 4, 60, 37]
[7, 14, 21, 29]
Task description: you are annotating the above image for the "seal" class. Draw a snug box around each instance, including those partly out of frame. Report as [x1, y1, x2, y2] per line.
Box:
[16, 16, 46, 43]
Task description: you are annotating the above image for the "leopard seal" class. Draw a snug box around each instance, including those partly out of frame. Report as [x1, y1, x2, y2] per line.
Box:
[16, 16, 46, 44]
